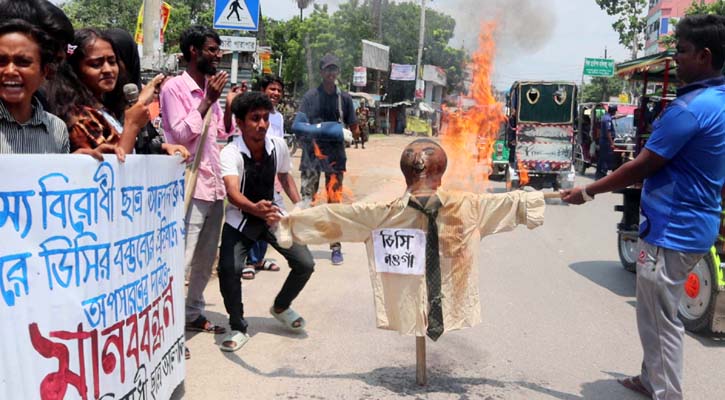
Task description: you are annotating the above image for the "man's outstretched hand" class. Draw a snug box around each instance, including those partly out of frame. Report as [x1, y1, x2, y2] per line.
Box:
[560, 187, 586, 205]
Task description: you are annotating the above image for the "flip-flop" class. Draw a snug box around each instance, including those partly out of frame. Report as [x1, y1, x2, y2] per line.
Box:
[618, 376, 652, 398]
[185, 316, 226, 334]
[242, 266, 256, 280]
[219, 330, 250, 352]
[269, 306, 306, 331]
[255, 260, 280, 272]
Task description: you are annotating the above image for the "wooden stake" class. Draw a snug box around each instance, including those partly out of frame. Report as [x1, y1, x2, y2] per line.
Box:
[543, 192, 562, 199]
[416, 336, 426, 386]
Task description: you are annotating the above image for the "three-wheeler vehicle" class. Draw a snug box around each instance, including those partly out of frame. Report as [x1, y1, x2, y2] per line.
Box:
[504, 81, 577, 191]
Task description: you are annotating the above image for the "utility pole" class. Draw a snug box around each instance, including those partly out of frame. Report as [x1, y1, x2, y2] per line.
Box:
[415, 0, 426, 100]
[142, 0, 162, 69]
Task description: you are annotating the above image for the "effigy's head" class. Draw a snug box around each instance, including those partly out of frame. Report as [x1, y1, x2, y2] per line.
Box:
[400, 139, 447, 193]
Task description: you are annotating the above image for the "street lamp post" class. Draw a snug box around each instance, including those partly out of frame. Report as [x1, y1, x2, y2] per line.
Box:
[415, 0, 426, 100]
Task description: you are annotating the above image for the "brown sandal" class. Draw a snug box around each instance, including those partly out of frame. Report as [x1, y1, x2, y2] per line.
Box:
[185, 316, 226, 334]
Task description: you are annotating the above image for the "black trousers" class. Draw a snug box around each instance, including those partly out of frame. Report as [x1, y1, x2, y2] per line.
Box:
[217, 224, 315, 332]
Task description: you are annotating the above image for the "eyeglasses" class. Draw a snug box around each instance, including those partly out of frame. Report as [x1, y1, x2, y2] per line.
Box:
[322, 66, 340, 74]
[203, 46, 222, 55]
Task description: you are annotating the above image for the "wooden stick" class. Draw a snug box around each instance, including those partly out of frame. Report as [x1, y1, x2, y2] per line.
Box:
[416, 336, 426, 386]
[543, 192, 562, 199]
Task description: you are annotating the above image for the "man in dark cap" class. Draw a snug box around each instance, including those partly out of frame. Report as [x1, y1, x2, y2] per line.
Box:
[296, 53, 360, 265]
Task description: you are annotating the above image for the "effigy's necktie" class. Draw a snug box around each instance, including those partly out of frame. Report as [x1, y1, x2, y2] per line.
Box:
[408, 196, 444, 341]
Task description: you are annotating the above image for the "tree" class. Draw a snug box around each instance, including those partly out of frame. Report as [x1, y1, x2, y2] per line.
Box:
[62, 0, 141, 33]
[688, 0, 725, 15]
[582, 75, 626, 102]
[594, 0, 648, 59]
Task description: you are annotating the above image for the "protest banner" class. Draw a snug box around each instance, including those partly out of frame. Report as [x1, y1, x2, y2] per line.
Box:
[0, 155, 186, 400]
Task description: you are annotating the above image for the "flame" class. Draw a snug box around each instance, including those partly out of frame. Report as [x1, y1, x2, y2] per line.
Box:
[517, 160, 530, 186]
[326, 174, 344, 203]
[313, 142, 328, 160]
[307, 142, 354, 205]
[441, 23, 506, 191]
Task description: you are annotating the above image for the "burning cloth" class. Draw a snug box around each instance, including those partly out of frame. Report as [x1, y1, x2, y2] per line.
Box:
[276, 189, 544, 337]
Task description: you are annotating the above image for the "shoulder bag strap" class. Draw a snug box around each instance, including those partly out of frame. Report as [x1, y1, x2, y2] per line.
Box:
[337, 87, 344, 125]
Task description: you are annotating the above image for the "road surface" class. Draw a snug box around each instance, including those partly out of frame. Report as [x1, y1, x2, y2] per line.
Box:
[176, 134, 725, 400]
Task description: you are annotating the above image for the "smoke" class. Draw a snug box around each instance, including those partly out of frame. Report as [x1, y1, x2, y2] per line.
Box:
[437, 0, 557, 59]
[310, 0, 555, 60]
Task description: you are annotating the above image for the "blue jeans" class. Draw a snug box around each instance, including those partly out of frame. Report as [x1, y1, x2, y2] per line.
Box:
[248, 240, 268, 265]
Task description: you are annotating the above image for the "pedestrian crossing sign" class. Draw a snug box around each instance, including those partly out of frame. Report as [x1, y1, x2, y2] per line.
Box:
[213, 0, 259, 31]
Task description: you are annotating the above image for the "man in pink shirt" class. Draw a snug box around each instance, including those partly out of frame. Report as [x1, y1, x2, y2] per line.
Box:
[161, 26, 239, 344]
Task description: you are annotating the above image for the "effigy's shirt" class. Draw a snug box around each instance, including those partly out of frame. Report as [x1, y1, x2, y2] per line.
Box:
[277, 189, 545, 337]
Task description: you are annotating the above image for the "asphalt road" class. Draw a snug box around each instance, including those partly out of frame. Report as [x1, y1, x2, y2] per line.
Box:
[176, 135, 725, 400]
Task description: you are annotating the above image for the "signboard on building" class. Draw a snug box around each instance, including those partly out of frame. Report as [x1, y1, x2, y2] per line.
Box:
[362, 40, 390, 71]
[353, 67, 367, 87]
[219, 36, 256, 52]
[423, 65, 447, 86]
[214, 0, 259, 31]
[583, 58, 615, 77]
[390, 64, 416, 81]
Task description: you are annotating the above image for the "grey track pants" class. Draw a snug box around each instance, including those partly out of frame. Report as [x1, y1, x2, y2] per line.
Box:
[636, 240, 704, 400]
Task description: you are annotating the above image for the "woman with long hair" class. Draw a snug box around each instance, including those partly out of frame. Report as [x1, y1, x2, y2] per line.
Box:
[45, 28, 155, 158]
[103, 28, 188, 157]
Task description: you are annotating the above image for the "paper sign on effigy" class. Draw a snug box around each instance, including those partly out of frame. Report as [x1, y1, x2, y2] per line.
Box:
[372, 228, 426, 275]
[0, 155, 186, 400]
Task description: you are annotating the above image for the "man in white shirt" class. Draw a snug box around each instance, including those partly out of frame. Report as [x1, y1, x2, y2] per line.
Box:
[217, 91, 314, 352]
[241, 75, 292, 279]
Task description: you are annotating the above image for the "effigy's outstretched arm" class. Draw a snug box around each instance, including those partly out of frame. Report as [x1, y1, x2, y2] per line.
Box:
[474, 191, 545, 237]
[276, 202, 390, 248]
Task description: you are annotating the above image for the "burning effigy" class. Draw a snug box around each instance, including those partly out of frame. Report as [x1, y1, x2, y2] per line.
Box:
[276, 138, 544, 334]
[274, 23, 548, 385]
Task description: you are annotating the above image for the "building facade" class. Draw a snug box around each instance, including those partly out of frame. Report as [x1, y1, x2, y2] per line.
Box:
[644, 0, 717, 55]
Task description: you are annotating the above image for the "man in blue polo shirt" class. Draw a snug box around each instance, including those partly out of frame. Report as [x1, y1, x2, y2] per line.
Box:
[562, 14, 725, 400]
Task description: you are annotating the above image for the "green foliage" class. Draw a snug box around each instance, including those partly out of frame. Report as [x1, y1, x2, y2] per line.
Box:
[62, 0, 468, 100]
[582, 75, 625, 102]
[262, 1, 468, 101]
[594, 0, 648, 58]
[687, 0, 725, 15]
[62, 0, 142, 32]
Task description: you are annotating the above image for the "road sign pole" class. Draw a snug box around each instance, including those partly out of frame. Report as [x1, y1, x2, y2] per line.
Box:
[142, 0, 161, 64]
[231, 31, 240, 84]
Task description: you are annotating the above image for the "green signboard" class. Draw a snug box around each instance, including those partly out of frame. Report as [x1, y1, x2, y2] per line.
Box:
[583, 58, 615, 77]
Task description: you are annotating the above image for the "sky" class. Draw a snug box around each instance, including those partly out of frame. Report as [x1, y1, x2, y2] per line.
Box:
[264, 0, 631, 89]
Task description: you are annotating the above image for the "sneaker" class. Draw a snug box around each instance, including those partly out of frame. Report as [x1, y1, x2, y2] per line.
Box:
[331, 249, 344, 265]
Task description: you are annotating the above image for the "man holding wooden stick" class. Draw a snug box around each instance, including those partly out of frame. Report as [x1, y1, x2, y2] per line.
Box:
[160, 26, 242, 354]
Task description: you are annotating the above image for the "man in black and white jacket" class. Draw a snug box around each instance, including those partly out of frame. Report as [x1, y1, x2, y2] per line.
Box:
[217, 91, 314, 352]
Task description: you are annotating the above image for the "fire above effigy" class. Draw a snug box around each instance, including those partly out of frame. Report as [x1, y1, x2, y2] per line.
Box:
[440, 23, 516, 190]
